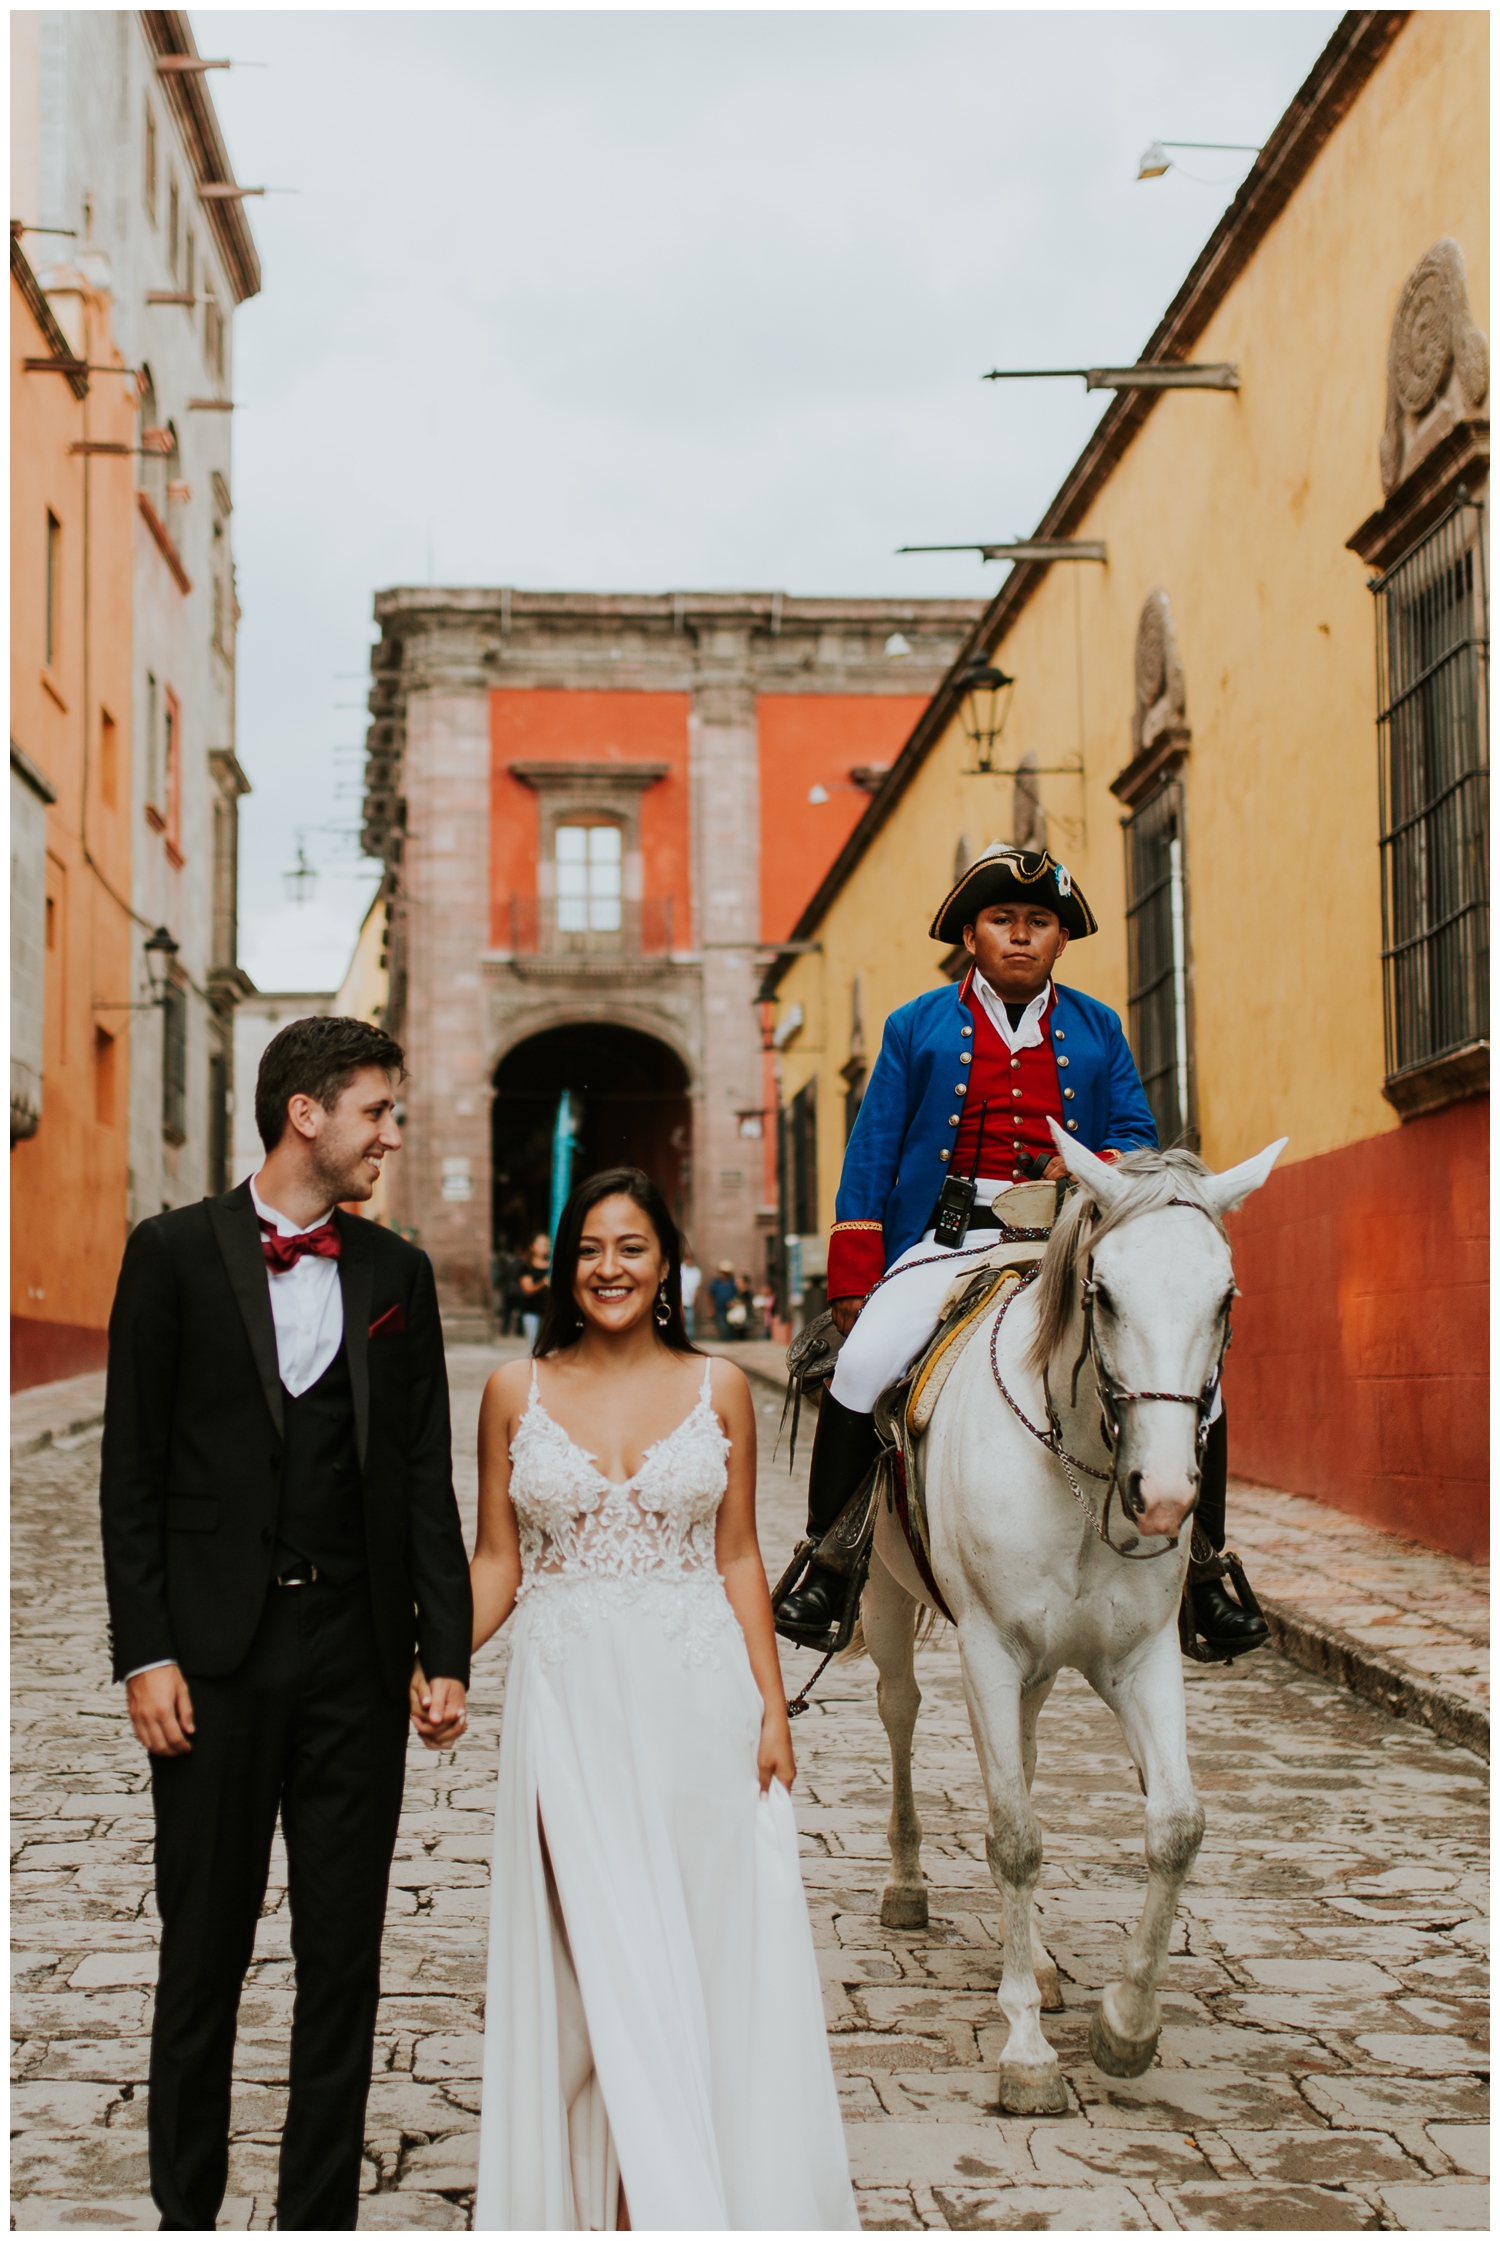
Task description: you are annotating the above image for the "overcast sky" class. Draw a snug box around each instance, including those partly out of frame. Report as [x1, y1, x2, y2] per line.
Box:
[200, 6, 1341, 991]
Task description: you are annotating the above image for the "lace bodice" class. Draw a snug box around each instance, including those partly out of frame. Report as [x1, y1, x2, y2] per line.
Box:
[507, 1361, 741, 1669]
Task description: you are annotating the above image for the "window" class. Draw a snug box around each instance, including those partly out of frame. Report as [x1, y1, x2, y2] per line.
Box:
[184, 229, 195, 304]
[1124, 779, 1194, 1147]
[556, 822, 622, 933]
[162, 979, 187, 1142]
[45, 511, 61, 668]
[204, 279, 223, 376]
[145, 672, 160, 809]
[99, 708, 118, 808]
[144, 102, 157, 220]
[94, 1028, 116, 1127]
[1374, 492, 1489, 1087]
[164, 689, 182, 854]
[786, 1078, 819, 1234]
[207, 1047, 228, 1192]
[167, 176, 180, 274]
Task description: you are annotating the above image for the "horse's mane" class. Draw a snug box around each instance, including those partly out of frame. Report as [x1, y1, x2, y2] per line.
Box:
[1024, 1147, 1228, 1378]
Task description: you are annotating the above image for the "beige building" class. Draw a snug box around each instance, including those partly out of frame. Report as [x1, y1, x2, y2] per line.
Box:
[764, 11, 1488, 1560]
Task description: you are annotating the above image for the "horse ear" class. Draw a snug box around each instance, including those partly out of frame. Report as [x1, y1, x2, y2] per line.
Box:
[1202, 1136, 1289, 1216]
[1047, 1117, 1127, 1209]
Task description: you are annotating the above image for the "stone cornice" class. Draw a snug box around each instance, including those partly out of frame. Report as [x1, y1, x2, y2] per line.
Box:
[1347, 420, 1490, 571]
[507, 760, 668, 792]
[140, 11, 262, 304]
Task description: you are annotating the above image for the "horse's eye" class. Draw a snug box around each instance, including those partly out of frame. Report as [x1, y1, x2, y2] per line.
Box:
[1093, 1284, 1115, 1316]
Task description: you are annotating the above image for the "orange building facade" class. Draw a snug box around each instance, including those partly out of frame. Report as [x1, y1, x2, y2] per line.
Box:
[359, 592, 981, 1328]
[11, 235, 138, 1386]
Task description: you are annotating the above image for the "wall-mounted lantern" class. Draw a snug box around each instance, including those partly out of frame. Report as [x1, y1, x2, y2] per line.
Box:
[955, 661, 1016, 774]
[143, 924, 179, 1001]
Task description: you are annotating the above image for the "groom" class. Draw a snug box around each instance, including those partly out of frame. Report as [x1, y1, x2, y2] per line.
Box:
[100, 1014, 473, 2231]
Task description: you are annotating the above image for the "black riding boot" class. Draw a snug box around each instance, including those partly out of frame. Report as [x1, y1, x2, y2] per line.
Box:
[1190, 1412, 1269, 1655]
[775, 1392, 881, 1643]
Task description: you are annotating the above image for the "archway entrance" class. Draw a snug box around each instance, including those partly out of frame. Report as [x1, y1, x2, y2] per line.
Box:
[492, 1023, 691, 1252]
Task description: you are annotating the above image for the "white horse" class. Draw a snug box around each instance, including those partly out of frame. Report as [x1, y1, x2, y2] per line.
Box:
[860, 1120, 1286, 2114]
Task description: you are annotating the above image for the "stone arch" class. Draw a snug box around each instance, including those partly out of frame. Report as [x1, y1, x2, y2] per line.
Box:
[490, 1017, 694, 1254]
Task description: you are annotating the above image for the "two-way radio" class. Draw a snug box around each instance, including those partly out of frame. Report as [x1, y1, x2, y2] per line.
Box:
[932, 1101, 990, 1249]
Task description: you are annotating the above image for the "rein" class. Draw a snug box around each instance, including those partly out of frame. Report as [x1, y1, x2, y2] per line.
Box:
[988, 1198, 1231, 1563]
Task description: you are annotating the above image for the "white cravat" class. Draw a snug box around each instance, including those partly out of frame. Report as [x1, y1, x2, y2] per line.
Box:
[250, 1175, 345, 1398]
[972, 971, 1052, 1053]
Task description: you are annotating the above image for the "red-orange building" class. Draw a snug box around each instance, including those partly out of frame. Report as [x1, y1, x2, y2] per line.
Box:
[359, 592, 983, 1328]
[10, 233, 138, 1385]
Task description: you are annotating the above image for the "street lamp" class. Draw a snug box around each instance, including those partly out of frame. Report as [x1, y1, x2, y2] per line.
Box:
[143, 924, 179, 1001]
[955, 661, 1016, 774]
[1137, 139, 1262, 181]
[283, 840, 316, 906]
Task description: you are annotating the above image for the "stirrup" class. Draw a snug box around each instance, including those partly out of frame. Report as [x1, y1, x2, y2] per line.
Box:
[1177, 1526, 1265, 1665]
[771, 1471, 879, 1657]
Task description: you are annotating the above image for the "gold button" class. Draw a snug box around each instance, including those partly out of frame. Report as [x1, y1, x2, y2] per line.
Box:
[960, 1052, 972, 1065]
[1012, 1089, 1022, 1099]
[1064, 1088, 1074, 1100]
[961, 1025, 972, 1038]
[949, 1115, 960, 1126]
[939, 1149, 951, 1162]
[1066, 1119, 1078, 1132]
[1057, 1056, 1069, 1068]
[955, 1083, 966, 1095]
[1010, 1057, 1020, 1070]
[1054, 1029, 1065, 1041]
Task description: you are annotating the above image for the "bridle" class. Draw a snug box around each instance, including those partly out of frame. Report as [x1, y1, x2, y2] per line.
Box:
[990, 1198, 1233, 1562]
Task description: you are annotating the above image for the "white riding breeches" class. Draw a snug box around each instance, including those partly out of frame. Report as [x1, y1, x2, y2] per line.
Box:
[828, 1208, 1011, 1417]
[827, 1191, 1226, 1427]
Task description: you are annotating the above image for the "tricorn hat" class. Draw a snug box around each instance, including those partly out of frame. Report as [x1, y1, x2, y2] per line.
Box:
[929, 846, 1098, 944]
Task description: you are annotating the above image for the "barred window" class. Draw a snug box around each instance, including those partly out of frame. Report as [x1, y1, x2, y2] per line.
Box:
[1374, 491, 1489, 1086]
[785, 1078, 819, 1234]
[162, 980, 188, 1144]
[1123, 779, 1193, 1148]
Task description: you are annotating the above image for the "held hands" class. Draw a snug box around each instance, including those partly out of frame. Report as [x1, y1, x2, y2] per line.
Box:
[126, 1664, 196, 1756]
[758, 1704, 796, 1794]
[409, 1663, 469, 1751]
[830, 1294, 867, 1338]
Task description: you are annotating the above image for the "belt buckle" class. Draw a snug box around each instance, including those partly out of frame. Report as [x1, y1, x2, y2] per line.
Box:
[275, 1562, 320, 1587]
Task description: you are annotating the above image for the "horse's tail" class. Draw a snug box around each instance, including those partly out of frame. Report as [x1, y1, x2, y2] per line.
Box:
[836, 1599, 946, 1667]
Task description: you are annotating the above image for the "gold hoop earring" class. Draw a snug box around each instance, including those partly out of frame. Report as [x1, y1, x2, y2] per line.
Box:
[654, 1281, 671, 1329]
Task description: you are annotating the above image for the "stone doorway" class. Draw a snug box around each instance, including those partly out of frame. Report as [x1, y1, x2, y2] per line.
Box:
[491, 1023, 692, 1253]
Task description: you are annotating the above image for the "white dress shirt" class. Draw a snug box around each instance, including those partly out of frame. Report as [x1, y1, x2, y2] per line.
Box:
[250, 1175, 345, 1398]
[125, 1180, 344, 1682]
[972, 970, 1052, 1054]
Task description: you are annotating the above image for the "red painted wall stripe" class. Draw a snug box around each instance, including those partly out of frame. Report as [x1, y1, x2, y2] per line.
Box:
[1224, 1098, 1489, 1562]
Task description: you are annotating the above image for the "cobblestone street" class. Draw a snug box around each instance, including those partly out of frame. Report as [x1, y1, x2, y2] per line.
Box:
[12, 1346, 1489, 2230]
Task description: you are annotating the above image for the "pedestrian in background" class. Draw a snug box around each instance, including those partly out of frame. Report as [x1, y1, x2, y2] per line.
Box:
[518, 1233, 551, 1349]
[679, 1245, 702, 1338]
[709, 1260, 738, 1339]
[98, 1015, 472, 2231]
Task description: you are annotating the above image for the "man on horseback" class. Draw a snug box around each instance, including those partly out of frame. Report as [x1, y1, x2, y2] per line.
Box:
[774, 845, 1267, 1661]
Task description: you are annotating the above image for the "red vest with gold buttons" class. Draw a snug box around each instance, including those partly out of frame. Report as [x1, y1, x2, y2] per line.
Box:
[950, 973, 1066, 1182]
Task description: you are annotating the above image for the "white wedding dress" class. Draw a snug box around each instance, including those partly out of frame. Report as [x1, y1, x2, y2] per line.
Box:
[474, 1359, 858, 2232]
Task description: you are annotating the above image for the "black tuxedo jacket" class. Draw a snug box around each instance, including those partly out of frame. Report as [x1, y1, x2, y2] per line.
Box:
[100, 1183, 472, 1700]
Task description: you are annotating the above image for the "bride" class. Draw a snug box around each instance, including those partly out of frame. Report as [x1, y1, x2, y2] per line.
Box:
[470, 1166, 857, 2232]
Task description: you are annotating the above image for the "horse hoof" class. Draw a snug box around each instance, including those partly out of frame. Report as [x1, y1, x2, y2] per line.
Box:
[1089, 2007, 1159, 2078]
[880, 1884, 928, 1931]
[1036, 1960, 1065, 2014]
[998, 2061, 1068, 2115]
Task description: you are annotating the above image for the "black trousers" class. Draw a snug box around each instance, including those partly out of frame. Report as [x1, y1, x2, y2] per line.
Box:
[147, 1578, 408, 2231]
[1198, 1410, 1229, 1552]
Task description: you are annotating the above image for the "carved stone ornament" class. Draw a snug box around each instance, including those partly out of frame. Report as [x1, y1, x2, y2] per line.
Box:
[1132, 589, 1187, 759]
[1011, 750, 1047, 853]
[1379, 239, 1489, 497]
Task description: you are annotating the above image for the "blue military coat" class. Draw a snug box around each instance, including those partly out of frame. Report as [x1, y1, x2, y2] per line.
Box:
[834, 977, 1158, 1273]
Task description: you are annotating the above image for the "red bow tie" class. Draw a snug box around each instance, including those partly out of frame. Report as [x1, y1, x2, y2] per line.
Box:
[259, 1217, 342, 1275]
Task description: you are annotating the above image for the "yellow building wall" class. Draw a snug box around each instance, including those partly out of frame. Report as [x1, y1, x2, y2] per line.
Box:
[775, 9, 1488, 1225]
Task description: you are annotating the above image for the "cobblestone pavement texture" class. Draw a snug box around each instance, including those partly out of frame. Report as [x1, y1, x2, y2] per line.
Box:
[12, 1343, 1489, 2230]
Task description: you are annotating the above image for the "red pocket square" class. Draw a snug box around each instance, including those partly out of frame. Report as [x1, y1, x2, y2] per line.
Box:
[368, 1304, 405, 1338]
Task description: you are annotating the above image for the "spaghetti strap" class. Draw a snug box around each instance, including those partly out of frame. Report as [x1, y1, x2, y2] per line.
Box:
[699, 1356, 714, 1405]
[528, 1359, 540, 1402]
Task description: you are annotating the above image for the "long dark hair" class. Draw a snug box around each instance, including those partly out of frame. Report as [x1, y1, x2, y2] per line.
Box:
[533, 1167, 699, 1357]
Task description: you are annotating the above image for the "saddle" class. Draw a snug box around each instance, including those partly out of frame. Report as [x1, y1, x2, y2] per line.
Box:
[778, 1185, 1061, 1635]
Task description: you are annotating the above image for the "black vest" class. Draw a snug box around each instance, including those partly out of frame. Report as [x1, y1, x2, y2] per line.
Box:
[274, 1342, 366, 1583]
